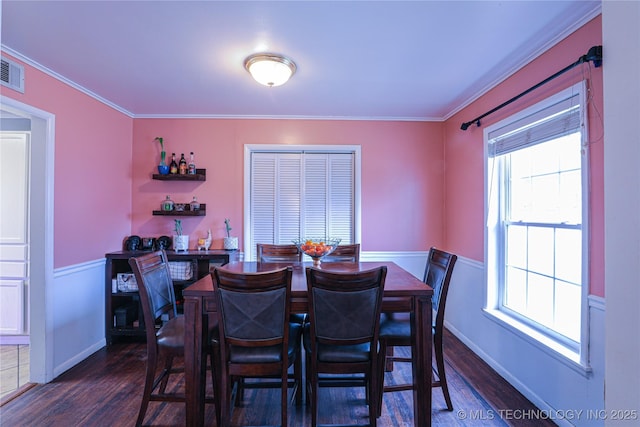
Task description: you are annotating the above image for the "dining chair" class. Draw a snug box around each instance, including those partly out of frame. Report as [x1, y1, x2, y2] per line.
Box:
[256, 243, 303, 263]
[128, 250, 216, 427]
[212, 266, 301, 427]
[375, 247, 457, 414]
[322, 243, 360, 263]
[304, 266, 387, 427]
[254, 243, 305, 404]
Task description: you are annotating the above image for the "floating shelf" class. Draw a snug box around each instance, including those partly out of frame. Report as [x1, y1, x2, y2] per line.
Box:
[152, 168, 206, 181]
[153, 204, 207, 216]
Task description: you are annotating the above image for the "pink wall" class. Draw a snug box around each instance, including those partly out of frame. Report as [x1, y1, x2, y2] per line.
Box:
[443, 16, 604, 296]
[1, 53, 134, 268]
[2, 14, 603, 297]
[132, 119, 445, 252]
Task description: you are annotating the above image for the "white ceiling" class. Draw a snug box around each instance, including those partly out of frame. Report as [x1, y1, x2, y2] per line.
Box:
[1, 1, 601, 121]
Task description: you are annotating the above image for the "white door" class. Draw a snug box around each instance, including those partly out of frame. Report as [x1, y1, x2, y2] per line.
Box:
[0, 132, 29, 336]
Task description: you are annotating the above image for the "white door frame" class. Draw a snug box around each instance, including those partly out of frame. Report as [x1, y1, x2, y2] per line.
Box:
[1, 96, 56, 383]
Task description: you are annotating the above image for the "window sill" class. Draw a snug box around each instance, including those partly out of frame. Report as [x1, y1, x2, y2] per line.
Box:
[482, 308, 592, 377]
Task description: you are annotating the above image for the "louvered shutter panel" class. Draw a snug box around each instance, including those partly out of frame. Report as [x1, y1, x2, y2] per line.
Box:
[328, 153, 354, 243]
[251, 153, 277, 258]
[276, 154, 302, 243]
[303, 154, 328, 237]
[250, 150, 355, 259]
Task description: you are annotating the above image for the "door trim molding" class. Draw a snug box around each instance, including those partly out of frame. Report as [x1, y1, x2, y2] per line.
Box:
[1, 96, 56, 383]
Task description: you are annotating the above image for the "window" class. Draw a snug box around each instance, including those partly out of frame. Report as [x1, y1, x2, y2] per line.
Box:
[485, 82, 588, 363]
[244, 146, 361, 261]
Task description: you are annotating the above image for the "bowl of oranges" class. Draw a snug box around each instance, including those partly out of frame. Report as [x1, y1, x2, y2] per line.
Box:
[293, 237, 342, 267]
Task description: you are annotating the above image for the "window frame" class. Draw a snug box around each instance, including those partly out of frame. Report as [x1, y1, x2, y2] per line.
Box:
[483, 81, 591, 371]
[243, 144, 362, 261]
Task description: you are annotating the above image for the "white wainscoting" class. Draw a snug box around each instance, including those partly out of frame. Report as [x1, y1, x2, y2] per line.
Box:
[361, 250, 429, 279]
[52, 258, 106, 377]
[445, 255, 606, 427]
[46, 250, 606, 427]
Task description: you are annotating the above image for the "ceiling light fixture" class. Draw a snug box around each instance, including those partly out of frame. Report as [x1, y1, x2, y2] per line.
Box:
[244, 53, 297, 87]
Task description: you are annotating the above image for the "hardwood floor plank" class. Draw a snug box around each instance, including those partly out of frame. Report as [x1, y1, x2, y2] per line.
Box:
[0, 331, 555, 426]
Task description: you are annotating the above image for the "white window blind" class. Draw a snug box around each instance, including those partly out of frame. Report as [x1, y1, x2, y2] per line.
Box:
[489, 93, 582, 157]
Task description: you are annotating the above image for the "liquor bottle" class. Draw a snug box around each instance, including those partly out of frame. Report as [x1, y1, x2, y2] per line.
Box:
[169, 153, 178, 174]
[190, 195, 200, 211]
[161, 195, 174, 211]
[188, 152, 196, 175]
[179, 153, 187, 175]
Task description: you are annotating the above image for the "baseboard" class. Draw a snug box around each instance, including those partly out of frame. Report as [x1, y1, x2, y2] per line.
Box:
[0, 335, 30, 345]
[53, 339, 106, 378]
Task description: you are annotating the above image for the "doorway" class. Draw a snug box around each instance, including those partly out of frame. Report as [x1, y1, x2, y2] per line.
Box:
[0, 96, 55, 393]
[0, 129, 30, 399]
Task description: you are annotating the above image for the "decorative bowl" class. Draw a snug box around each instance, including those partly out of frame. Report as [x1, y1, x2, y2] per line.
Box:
[293, 237, 342, 267]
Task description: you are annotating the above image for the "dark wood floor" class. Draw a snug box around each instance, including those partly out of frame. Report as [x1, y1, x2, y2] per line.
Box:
[0, 329, 555, 426]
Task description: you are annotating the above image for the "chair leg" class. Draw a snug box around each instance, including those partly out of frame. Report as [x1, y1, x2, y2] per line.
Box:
[210, 352, 221, 427]
[281, 369, 288, 427]
[310, 366, 318, 427]
[158, 355, 173, 393]
[368, 370, 378, 427]
[136, 351, 158, 427]
[375, 339, 388, 417]
[234, 377, 245, 406]
[434, 332, 453, 411]
[294, 342, 303, 405]
[384, 346, 394, 372]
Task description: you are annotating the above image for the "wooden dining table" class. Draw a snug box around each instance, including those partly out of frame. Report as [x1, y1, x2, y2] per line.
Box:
[183, 261, 433, 426]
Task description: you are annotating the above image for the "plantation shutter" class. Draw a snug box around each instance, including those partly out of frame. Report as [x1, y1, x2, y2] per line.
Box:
[250, 151, 355, 260]
[250, 153, 301, 257]
[303, 153, 354, 243]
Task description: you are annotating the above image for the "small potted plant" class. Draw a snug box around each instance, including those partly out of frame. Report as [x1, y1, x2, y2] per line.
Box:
[223, 218, 238, 250]
[155, 137, 169, 175]
[173, 219, 189, 251]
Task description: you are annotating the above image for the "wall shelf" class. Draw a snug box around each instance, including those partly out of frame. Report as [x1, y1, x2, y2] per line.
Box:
[153, 204, 206, 216]
[152, 168, 206, 181]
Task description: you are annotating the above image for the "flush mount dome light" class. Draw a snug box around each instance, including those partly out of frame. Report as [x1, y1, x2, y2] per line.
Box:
[244, 53, 296, 87]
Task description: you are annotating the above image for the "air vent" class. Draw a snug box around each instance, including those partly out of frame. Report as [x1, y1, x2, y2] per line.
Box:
[1, 57, 25, 93]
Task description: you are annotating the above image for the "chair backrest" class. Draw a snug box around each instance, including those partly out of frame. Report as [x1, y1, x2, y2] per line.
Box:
[128, 250, 177, 342]
[256, 243, 302, 263]
[423, 247, 457, 329]
[306, 266, 387, 347]
[213, 267, 293, 349]
[322, 243, 360, 263]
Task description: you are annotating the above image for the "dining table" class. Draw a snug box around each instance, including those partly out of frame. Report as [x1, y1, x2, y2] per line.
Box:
[182, 261, 433, 426]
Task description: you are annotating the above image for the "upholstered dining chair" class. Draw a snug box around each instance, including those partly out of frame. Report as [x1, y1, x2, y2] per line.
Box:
[321, 243, 360, 263]
[304, 266, 387, 427]
[212, 266, 301, 427]
[256, 243, 302, 263]
[375, 247, 457, 414]
[254, 242, 305, 403]
[128, 250, 216, 427]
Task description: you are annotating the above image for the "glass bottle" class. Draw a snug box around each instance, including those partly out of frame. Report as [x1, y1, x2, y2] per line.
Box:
[188, 152, 196, 175]
[162, 195, 174, 211]
[179, 153, 188, 175]
[169, 153, 178, 174]
[190, 195, 200, 211]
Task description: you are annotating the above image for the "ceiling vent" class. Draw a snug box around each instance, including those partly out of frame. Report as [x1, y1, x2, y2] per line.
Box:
[1, 57, 25, 93]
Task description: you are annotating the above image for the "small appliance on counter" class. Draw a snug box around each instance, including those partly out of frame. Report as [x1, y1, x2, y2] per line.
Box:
[124, 235, 172, 251]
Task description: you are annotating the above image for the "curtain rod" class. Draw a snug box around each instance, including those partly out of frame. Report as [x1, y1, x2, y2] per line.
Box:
[460, 45, 603, 131]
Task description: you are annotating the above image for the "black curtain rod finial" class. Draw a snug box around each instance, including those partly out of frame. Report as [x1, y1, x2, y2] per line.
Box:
[586, 45, 603, 68]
